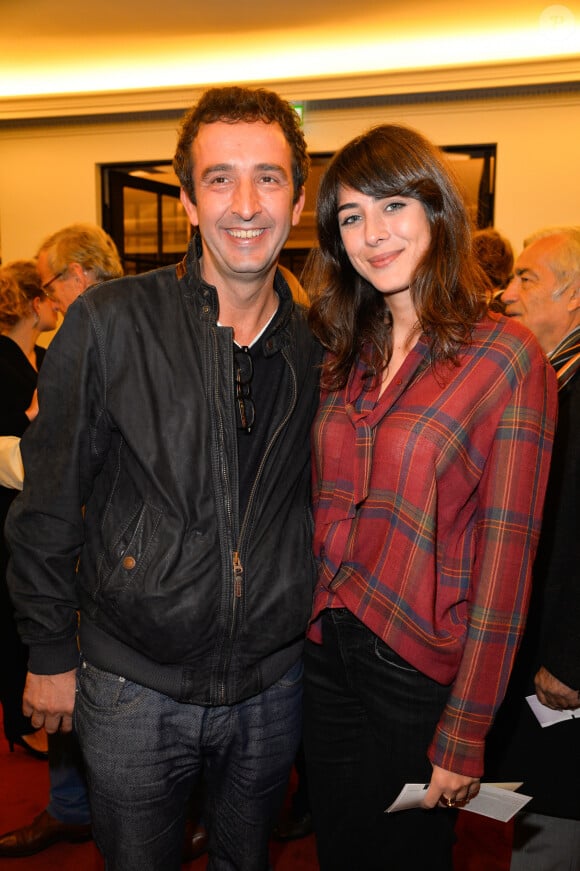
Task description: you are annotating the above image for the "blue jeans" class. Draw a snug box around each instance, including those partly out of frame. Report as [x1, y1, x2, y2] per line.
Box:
[47, 730, 91, 825]
[75, 657, 303, 871]
[303, 609, 457, 871]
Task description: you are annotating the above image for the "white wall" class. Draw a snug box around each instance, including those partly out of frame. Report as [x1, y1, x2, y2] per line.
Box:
[0, 89, 578, 264]
[0, 117, 181, 261]
[304, 90, 580, 252]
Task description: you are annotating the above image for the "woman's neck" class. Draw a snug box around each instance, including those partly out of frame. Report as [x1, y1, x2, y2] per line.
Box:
[3, 320, 40, 368]
[379, 301, 420, 396]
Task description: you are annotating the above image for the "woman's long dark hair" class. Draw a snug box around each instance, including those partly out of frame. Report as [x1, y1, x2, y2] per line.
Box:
[305, 124, 488, 390]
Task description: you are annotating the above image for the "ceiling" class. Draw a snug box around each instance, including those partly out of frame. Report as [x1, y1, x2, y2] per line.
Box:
[1, 0, 578, 100]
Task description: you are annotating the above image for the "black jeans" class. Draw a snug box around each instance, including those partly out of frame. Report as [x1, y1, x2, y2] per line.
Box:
[303, 609, 457, 871]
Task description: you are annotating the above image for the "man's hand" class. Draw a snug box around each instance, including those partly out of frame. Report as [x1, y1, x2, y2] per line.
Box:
[421, 763, 480, 809]
[535, 666, 580, 711]
[22, 670, 77, 734]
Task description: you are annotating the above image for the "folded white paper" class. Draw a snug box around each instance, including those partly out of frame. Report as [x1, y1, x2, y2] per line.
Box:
[386, 782, 531, 823]
[526, 694, 580, 727]
[461, 784, 532, 822]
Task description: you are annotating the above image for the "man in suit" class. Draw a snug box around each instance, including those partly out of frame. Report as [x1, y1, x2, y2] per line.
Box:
[486, 226, 580, 870]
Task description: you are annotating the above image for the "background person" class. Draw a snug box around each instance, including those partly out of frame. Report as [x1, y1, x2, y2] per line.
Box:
[0, 224, 122, 859]
[472, 226, 514, 314]
[6, 86, 322, 871]
[0, 259, 57, 760]
[301, 123, 557, 871]
[485, 226, 580, 871]
[35, 222, 123, 315]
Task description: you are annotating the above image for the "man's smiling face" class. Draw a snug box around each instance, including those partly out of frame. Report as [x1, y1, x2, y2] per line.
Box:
[180, 120, 304, 291]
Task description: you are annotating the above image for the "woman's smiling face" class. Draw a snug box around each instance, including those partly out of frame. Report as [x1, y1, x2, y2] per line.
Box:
[337, 188, 431, 297]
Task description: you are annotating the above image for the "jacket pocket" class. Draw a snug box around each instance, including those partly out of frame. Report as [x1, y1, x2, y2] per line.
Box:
[97, 500, 163, 596]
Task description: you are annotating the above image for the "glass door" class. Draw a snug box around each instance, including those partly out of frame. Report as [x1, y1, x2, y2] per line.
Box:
[102, 163, 190, 275]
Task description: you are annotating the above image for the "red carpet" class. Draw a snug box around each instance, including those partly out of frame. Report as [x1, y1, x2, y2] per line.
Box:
[0, 725, 513, 869]
[0, 735, 317, 871]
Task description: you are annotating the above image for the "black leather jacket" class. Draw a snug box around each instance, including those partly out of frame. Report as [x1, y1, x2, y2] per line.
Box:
[7, 241, 322, 705]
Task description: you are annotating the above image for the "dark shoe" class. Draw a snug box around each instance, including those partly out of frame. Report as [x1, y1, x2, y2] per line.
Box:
[7, 734, 49, 761]
[272, 810, 313, 841]
[181, 820, 208, 863]
[0, 810, 92, 857]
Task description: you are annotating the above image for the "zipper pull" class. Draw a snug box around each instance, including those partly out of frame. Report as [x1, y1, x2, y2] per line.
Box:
[233, 551, 243, 598]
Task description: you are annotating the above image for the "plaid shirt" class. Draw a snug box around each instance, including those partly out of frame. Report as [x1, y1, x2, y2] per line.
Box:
[309, 314, 557, 776]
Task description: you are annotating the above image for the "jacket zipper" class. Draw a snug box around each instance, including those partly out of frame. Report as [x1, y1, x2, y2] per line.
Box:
[232, 551, 243, 598]
[218, 345, 298, 703]
[214, 331, 239, 704]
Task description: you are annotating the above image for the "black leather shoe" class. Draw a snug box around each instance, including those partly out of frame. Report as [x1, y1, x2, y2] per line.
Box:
[271, 810, 313, 841]
[0, 810, 92, 857]
[181, 820, 209, 863]
[7, 734, 49, 761]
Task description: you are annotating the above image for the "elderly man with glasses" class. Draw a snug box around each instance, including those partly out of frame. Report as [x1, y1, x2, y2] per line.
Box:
[35, 223, 122, 314]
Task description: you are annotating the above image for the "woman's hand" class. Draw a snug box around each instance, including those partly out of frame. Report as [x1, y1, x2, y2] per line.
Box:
[421, 764, 480, 809]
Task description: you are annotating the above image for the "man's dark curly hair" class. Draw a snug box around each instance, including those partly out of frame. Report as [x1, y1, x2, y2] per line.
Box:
[173, 86, 309, 205]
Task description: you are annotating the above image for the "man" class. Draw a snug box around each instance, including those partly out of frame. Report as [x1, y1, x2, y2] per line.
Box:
[485, 226, 580, 870]
[6, 86, 321, 871]
[0, 223, 123, 858]
[35, 223, 123, 316]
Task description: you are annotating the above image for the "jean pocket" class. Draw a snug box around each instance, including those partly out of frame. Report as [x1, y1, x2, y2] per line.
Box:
[77, 658, 147, 713]
[373, 638, 419, 673]
[274, 659, 304, 688]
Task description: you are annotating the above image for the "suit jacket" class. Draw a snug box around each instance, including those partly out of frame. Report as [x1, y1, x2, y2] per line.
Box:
[485, 359, 580, 819]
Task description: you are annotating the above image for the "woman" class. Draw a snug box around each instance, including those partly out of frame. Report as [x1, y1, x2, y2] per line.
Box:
[472, 227, 514, 314]
[302, 124, 557, 871]
[0, 259, 58, 758]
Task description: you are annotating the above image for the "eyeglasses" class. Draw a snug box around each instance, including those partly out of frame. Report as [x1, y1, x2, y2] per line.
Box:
[41, 271, 64, 299]
[234, 346, 255, 433]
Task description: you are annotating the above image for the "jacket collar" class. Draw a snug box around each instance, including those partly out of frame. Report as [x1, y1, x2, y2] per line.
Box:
[177, 233, 295, 356]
